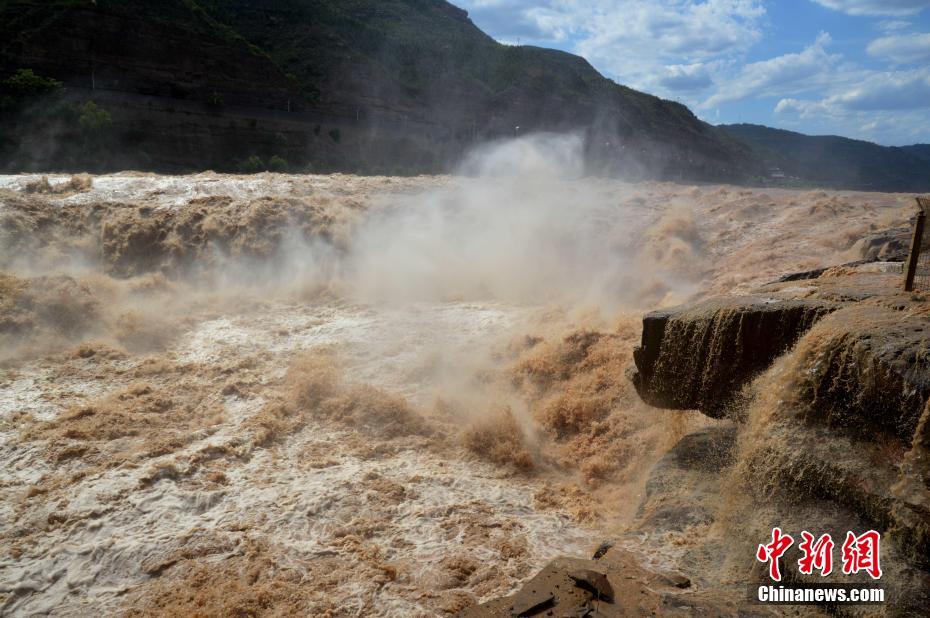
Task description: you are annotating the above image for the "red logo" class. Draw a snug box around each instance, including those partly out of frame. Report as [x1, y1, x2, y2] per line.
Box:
[798, 531, 834, 576]
[841, 530, 882, 580]
[757, 527, 794, 582]
[758, 529, 881, 581]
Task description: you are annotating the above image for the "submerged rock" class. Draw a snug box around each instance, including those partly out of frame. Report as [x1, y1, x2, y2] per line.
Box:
[636, 423, 737, 532]
[854, 226, 912, 263]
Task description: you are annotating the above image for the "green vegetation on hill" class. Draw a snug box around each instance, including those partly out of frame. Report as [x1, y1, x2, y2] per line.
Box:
[903, 144, 930, 166]
[0, 0, 923, 190]
[190, 0, 737, 159]
[0, 0, 759, 178]
[720, 124, 930, 192]
[0, 67, 61, 112]
[2, 68, 60, 98]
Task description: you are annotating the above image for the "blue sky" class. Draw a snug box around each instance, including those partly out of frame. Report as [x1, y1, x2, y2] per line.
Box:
[453, 1, 930, 145]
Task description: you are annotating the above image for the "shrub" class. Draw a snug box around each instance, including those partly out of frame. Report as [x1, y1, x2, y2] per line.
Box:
[238, 155, 264, 174]
[67, 173, 93, 192]
[328, 128, 341, 143]
[268, 155, 289, 172]
[3, 68, 61, 98]
[23, 176, 52, 193]
[78, 101, 112, 132]
[207, 90, 224, 108]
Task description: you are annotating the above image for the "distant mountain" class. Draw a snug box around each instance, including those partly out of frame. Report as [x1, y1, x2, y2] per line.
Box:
[719, 124, 930, 192]
[0, 0, 757, 180]
[902, 144, 930, 165]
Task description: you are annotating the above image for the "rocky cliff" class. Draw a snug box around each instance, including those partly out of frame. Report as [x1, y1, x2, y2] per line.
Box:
[472, 236, 930, 616]
[0, 0, 758, 178]
[629, 253, 930, 613]
[631, 297, 837, 417]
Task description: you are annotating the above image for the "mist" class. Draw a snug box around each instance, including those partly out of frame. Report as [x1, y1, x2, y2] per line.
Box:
[253, 132, 704, 311]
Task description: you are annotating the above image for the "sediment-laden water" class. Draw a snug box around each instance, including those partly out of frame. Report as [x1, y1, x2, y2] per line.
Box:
[0, 138, 914, 615]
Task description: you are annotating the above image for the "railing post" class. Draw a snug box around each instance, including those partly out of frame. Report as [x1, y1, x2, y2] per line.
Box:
[904, 198, 928, 292]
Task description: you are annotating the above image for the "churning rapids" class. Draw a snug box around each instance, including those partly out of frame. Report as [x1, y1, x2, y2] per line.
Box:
[0, 136, 915, 616]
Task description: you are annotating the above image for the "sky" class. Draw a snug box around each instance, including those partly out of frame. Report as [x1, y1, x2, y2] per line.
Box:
[453, 0, 930, 145]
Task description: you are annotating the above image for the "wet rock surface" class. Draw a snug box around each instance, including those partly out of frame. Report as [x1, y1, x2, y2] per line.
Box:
[854, 226, 912, 263]
[636, 423, 737, 532]
[486, 257, 930, 617]
[792, 305, 930, 442]
[631, 296, 836, 417]
[456, 548, 774, 617]
[633, 263, 930, 615]
[772, 223, 910, 285]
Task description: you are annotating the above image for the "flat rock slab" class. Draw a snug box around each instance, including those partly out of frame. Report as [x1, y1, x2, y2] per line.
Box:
[457, 549, 775, 617]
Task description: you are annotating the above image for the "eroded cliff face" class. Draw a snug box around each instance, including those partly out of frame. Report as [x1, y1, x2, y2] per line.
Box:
[631, 297, 837, 417]
[732, 305, 930, 562]
[474, 247, 930, 616]
[630, 262, 930, 614]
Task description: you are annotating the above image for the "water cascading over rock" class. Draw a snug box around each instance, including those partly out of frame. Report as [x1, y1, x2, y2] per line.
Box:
[631, 296, 837, 417]
[629, 279, 930, 614]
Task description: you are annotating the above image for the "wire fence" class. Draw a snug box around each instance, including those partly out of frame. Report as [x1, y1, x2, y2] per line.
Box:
[905, 197, 930, 293]
[913, 245, 930, 292]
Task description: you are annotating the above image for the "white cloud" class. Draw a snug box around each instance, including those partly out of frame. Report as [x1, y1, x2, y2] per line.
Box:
[774, 98, 824, 117]
[703, 32, 840, 106]
[454, 1, 930, 143]
[776, 69, 930, 115]
[657, 63, 714, 92]
[455, 1, 765, 95]
[454, 1, 559, 41]
[877, 19, 913, 32]
[774, 67, 930, 144]
[574, 0, 765, 59]
[831, 68, 930, 110]
[772, 102, 930, 145]
[867, 32, 930, 64]
[811, 0, 930, 17]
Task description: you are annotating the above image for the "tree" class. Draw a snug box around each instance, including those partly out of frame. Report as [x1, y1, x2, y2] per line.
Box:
[3, 68, 61, 97]
[238, 155, 264, 173]
[268, 155, 289, 172]
[78, 101, 112, 132]
[1, 68, 62, 110]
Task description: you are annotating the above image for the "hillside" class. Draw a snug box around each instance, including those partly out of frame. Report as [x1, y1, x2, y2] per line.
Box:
[0, 0, 757, 179]
[903, 144, 930, 165]
[720, 123, 930, 192]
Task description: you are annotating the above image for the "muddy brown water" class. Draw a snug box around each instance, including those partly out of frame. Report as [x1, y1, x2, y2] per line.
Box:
[0, 169, 914, 615]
